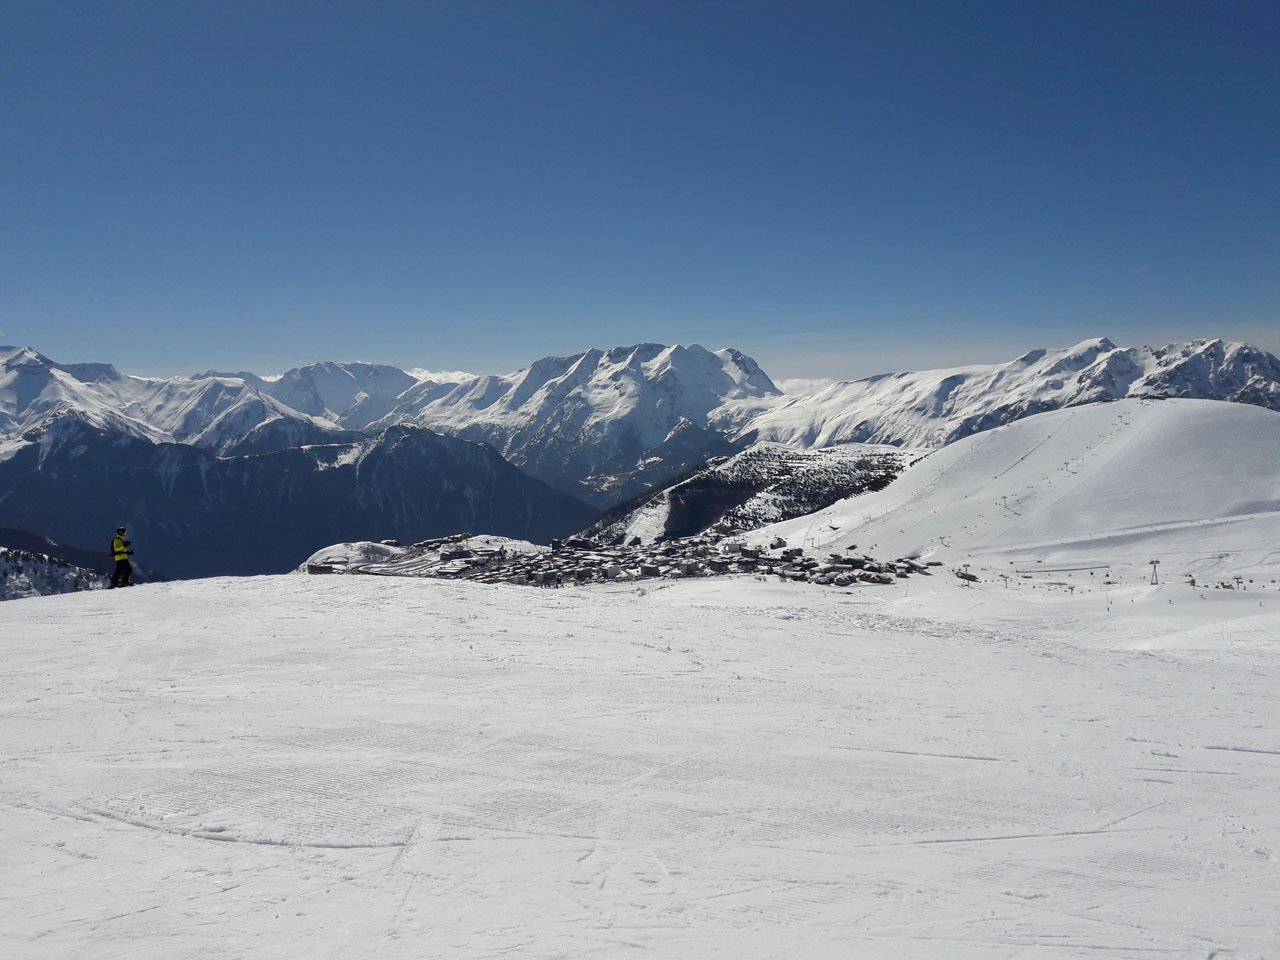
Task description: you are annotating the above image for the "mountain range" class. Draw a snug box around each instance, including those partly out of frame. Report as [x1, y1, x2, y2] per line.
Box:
[3, 336, 1279, 580]
[0, 415, 593, 580]
[720, 337, 1280, 448]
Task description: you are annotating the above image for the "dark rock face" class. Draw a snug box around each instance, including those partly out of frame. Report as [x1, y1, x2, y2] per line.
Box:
[0, 526, 115, 574]
[0, 418, 596, 579]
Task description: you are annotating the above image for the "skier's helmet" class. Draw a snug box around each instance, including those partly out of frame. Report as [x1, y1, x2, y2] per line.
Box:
[116, 526, 126, 533]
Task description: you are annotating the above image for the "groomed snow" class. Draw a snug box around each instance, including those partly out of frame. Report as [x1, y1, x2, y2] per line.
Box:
[752, 398, 1280, 583]
[3, 570, 1278, 958]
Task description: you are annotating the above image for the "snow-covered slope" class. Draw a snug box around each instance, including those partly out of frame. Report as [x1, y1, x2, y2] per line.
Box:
[299, 533, 548, 576]
[580, 441, 913, 544]
[753, 398, 1280, 579]
[4, 566, 1278, 956]
[725, 337, 1280, 449]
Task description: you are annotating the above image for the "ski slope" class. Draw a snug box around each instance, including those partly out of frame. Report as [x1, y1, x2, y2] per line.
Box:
[3, 568, 1278, 958]
[754, 398, 1280, 583]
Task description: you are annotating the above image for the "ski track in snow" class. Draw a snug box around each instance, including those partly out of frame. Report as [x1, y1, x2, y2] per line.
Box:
[1, 573, 1278, 958]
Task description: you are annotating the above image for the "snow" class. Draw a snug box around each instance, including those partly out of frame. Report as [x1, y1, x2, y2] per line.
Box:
[3, 558, 1278, 957]
[5, 348, 1280, 954]
[721, 337, 1280, 449]
[406, 368, 476, 384]
[0, 349, 347, 455]
[774, 376, 839, 395]
[299, 535, 547, 576]
[8, 338, 1279, 511]
[380, 343, 780, 442]
[751, 398, 1280, 580]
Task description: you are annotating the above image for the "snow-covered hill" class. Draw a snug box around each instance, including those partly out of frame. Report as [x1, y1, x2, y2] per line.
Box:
[579, 441, 913, 544]
[4, 562, 1278, 956]
[753, 397, 1280, 582]
[724, 337, 1280, 449]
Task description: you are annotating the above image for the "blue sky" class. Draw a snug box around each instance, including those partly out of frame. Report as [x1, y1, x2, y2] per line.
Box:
[3, 0, 1276, 379]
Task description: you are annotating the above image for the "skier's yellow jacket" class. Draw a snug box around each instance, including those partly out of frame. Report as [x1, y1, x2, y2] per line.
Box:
[112, 535, 129, 561]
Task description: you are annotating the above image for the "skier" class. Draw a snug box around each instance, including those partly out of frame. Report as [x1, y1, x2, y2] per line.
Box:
[109, 526, 135, 588]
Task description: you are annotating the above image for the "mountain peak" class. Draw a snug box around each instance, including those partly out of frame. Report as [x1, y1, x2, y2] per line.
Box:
[1069, 336, 1117, 353]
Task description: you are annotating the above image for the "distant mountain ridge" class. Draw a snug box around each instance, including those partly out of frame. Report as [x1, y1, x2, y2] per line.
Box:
[2, 342, 784, 506]
[0, 417, 595, 579]
[0, 526, 115, 575]
[1, 346, 357, 455]
[723, 337, 1280, 449]
[5, 335, 1280, 531]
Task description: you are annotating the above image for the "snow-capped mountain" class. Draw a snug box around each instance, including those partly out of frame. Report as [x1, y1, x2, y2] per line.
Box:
[0, 417, 595, 579]
[221, 360, 424, 429]
[1, 343, 781, 504]
[367, 343, 781, 505]
[752, 396, 1280, 572]
[7, 336, 1280, 573]
[724, 337, 1280, 449]
[9, 337, 1280, 504]
[1, 346, 356, 455]
[579, 441, 913, 545]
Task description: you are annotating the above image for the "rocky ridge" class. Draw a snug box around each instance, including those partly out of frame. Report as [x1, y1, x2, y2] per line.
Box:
[579, 441, 914, 545]
[0, 546, 107, 601]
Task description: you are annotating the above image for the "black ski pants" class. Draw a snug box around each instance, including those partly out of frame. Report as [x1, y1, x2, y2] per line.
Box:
[111, 559, 132, 587]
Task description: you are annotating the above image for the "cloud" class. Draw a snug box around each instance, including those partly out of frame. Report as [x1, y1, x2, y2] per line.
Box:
[774, 377, 838, 395]
[407, 367, 477, 383]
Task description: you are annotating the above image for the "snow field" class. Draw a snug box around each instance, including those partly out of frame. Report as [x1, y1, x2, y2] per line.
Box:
[3, 573, 1278, 958]
[753, 399, 1280, 579]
